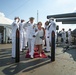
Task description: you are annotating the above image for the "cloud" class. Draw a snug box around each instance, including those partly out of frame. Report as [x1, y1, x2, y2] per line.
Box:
[0, 12, 5, 17]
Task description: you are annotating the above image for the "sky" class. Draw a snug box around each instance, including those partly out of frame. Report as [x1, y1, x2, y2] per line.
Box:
[0, 0, 76, 31]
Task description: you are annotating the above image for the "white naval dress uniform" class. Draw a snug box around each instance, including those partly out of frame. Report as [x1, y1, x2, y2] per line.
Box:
[45, 25, 50, 51]
[68, 30, 72, 45]
[27, 23, 37, 57]
[19, 22, 24, 51]
[61, 30, 66, 44]
[23, 22, 29, 48]
[49, 20, 56, 44]
[12, 21, 19, 58]
[23, 28, 27, 48]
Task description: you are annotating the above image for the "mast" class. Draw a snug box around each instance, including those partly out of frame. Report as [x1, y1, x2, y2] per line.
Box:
[37, 10, 39, 23]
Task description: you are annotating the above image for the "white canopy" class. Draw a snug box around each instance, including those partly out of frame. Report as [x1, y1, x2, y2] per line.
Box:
[0, 13, 13, 43]
[0, 14, 13, 26]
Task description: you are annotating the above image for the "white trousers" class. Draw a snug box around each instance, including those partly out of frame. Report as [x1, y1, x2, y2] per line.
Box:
[68, 36, 72, 45]
[46, 37, 50, 51]
[62, 37, 66, 46]
[20, 33, 23, 51]
[28, 38, 35, 56]
[12, 37, 16, 58]
[23, 33, 27, 48]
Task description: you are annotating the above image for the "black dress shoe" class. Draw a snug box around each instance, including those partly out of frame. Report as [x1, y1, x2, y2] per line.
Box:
[21, 50, 24, 52]
[44, 50, 50, 53]
[48, 55, 51, 58]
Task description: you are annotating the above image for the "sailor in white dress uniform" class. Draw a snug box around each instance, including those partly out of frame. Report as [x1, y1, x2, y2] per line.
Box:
[49, 18, 56, 45]
[12, 17, 20, 58]
[23, 21, 31, 48]
[45, 21, 50, 52]
[61, 28, 66, 45]
[68, 29, 72, 45]
[27, 17, 37, 58]
[19, 19, 25, 51]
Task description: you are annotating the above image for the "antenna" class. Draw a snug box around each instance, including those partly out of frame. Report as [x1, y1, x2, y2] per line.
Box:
[37, 10, 39, 23]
